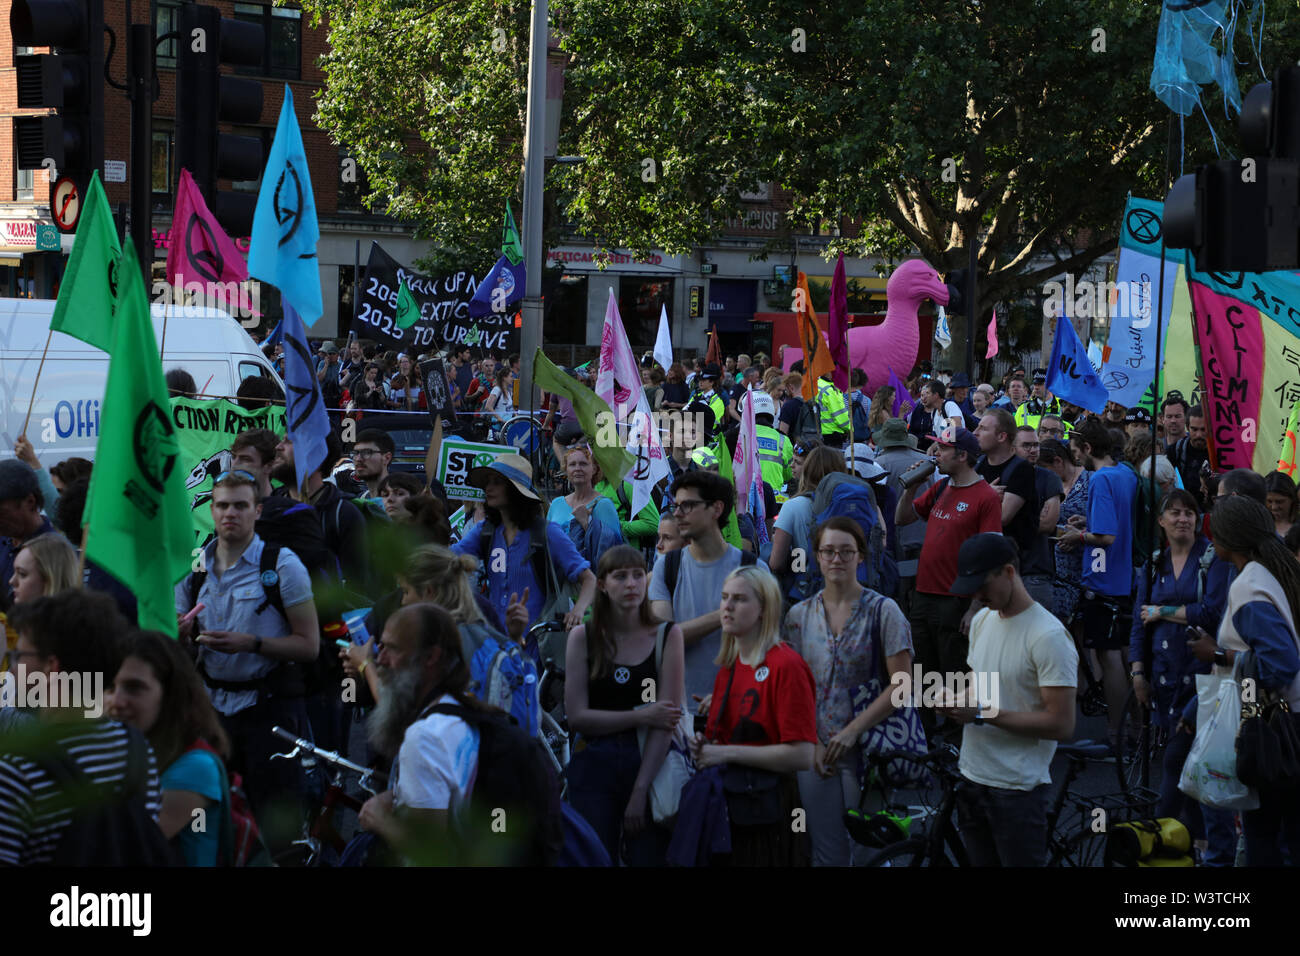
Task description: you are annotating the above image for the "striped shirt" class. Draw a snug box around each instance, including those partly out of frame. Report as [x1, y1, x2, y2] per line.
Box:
[0, 720, 162, 866]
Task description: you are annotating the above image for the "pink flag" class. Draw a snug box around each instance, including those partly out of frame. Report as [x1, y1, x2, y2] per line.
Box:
[596, 288, 644, 420]
[827, 252, 850, 391]
[985, 311, 999, 360]
[732, 384, 768, 541]
[167, 167, 250, 301]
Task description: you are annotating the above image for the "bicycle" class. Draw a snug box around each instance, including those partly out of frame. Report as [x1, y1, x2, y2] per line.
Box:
[857, 742, 1155, 866]
[527, 619, 572, 783]
[270, 726, 387, 867]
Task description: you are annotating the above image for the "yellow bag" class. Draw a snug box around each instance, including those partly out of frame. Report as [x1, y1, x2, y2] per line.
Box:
[1107, 818, 1193, 867]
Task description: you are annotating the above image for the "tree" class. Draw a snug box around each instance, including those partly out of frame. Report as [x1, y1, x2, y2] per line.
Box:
[303, 0, 1297, 316]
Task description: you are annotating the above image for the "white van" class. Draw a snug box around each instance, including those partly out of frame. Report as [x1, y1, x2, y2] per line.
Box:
[0, 297, 283, 467]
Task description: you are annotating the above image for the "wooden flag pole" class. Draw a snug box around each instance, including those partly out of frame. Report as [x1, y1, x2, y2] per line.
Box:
[425, 416, 443, 492]
[21, 329, 54, 439]
[160, 300, 170, 361]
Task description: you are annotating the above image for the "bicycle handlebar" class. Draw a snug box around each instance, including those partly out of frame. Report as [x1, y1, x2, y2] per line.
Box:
[865, 743, 961, 770]
[270, 726, 388, 787]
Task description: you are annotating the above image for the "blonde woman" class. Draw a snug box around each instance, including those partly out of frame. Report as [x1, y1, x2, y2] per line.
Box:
[9, 534, 79, 604]
[691, 565, 815, 865]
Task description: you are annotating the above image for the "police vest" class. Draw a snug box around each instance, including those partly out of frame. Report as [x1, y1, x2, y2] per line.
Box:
[1015, 396, 1062, 432]
[818, 380, 850, 436]
[755, 423, 792, 490]
[690, 446, 719, 470]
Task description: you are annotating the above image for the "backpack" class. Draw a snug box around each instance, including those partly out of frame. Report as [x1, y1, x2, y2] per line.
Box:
[663, 546, 757, 600]
[788, 473, 898, 601]
[186, 739, 273, 867]
[423, 701, 565, 866]
[794, 398, 823, 446]
[477, 515, 569, 622]
[33, 726, 181, 866]
[851, 391, 871, 443]
[469, 630, 543, 739]
[187, 541, 288, 623]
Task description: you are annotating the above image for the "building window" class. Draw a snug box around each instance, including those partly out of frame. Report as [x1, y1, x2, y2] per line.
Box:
[155, 1, 181, 69]
[152, 128, 175, 210]
[618, 277, 673, 348]
[234, 4, 301, 80]
[16, 167, 34, 202]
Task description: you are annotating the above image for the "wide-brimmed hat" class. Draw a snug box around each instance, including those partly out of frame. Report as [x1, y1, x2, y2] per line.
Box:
[467, 453, 541, 501]
[321, 341, 340, 354]
[948, 372, 972, 389]
[875, 418, 916, 450]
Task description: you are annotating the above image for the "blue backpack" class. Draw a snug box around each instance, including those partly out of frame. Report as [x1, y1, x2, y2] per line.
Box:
[469, 630, 542, 739]
[787, 473, 899, 602]
[851, 391, 871, 443]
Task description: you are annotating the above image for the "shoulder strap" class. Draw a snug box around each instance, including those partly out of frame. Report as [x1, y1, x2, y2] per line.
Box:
[740, 549, 757, 568]
[186, 566, 207, 613]
[616, 481, 630, 513]
[665, 548, 683, 600]
[254, 543, 286, 621]
[654, 620, 672, 674]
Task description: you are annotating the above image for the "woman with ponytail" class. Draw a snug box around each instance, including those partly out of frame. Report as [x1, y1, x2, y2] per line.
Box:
[1189, 495, 1300, 866]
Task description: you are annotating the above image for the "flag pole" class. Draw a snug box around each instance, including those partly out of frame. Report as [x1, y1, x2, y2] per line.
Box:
[425, 417, 443, 492]
[21, 329, 53, 438]
[76, 523, 89, 583]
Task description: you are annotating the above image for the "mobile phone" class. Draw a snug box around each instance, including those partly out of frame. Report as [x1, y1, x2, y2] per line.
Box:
[693, 714, 708, 736]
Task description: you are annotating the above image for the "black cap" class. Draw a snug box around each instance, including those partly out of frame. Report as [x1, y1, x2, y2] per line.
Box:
[1032, 372, 1047, 384]
[0, 460, 40, 503]
[701, 363, 722, 380]
[1124, 407, 1153, 424]
[950, 534, 1020, 596]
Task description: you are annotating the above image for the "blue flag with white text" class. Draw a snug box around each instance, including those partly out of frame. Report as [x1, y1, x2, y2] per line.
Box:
[1047, 314, 1109, 414]
[280, 302, 331, 492]
[468, 254, 526, 318]
[249, 86, 322, 324]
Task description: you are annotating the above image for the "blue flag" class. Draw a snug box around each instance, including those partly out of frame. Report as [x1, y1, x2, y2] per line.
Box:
[1047, 314, 1108, 414]
[280, 301, 330, 492]
[467, 254, 526, 318]
[249, 86, 322, 324]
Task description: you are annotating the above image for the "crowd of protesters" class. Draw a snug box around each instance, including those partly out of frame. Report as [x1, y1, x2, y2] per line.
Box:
[0, 338, 1297, 870]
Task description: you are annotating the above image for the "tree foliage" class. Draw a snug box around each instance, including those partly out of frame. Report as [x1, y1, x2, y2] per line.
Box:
[302, 0, 1298, 313]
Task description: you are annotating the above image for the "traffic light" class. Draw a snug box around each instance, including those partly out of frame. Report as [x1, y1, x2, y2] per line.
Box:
[11, 0, 105, 233]
[1166, 66, 1300, 272]
[175, 4, 264, 237]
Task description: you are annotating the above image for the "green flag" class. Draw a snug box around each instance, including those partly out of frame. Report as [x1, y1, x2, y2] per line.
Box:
[533, 348, 633, 484]
[502, 200, 524, 266]
[49, 171, 122, 352]
[83, 242, 195, 637]
[712, 436, 744, 549]
[395, 277, 421, 329]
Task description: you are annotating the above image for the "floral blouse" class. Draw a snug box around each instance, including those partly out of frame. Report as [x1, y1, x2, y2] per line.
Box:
[783, 589, 913, 742]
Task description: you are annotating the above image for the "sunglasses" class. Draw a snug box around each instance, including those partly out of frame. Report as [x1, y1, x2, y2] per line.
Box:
[215, 469, 257, 483]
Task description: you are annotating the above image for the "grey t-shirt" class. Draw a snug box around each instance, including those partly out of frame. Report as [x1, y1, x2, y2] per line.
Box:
[649, 545, 770, 700]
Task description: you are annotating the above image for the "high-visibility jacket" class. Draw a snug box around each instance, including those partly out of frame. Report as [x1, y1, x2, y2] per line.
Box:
[1015, 396, 1063, 433]
[818, 379, 851, 437]
[690, 388, 726, 436]
[756, 423, 793, 490]
[690, 445, 719, 470]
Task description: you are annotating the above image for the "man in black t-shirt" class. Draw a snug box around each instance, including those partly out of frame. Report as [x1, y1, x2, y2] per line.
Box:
[1013, 426, 1064, 609]
[972, 407, 1040, 581]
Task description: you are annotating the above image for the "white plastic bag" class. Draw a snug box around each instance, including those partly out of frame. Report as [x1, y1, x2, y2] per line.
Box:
[1178, 671, 1259, 811]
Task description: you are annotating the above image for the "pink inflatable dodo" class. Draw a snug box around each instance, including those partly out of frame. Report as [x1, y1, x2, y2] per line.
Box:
[782, 259, 953, 395]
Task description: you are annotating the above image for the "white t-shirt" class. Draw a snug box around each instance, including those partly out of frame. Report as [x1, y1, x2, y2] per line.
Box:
[959, 602, 1078, 791]
[394, 694, 481, 824]
[928, 400, 965, 436]
[489, 386, 515, 421]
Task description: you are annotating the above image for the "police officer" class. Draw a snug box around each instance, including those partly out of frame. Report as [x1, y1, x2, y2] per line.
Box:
[691, 363, 727, 439]
[750, 391, 793, 491]
[1014, 369, 1062, 432]
[815, 375, 852, 449]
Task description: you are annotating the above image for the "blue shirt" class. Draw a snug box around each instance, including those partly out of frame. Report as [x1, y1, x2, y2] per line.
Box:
[1083, 464, 1138, 597]
[452, 519, 590, 631]
[162, 749, 225, 867]
[175, 533, 314, 716]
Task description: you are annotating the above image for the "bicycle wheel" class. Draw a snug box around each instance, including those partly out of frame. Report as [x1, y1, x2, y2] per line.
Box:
[1115, 686, 1164, 792]
[1049, 827, 1108, 867]
[865, 834, 963, 867]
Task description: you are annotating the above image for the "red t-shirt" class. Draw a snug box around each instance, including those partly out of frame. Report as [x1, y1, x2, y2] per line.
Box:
[706, 642, 817, 746]
[913, 477, 1003, 595]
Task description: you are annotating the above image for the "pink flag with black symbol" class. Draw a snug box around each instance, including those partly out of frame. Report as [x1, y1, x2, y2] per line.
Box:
[167, 167, 250, 303]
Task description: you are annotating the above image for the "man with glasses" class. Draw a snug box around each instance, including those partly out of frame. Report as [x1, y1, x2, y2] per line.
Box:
[649, 471, 763, 700]
[352, 429, 395, 499]
[1013, 426, 1063, 609]
[1036, 413, 1068, 443]
[176, 472, 319, 837]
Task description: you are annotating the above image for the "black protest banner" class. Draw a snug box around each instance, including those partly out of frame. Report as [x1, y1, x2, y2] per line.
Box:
[356, 241, 521, 355]
[419, 357, 458, 426]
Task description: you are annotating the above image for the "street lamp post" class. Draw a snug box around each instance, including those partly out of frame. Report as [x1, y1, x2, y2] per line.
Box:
[518, 0, 548, 412]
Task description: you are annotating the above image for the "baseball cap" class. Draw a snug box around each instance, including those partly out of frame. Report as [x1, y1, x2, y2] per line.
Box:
[950, 534, 1020, 596]
[322, 342, 340, 354]
[926, 426, 980, 460]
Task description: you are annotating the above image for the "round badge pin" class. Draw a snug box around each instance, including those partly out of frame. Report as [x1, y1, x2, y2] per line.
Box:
[260, 569, 280, 588]
[755, 666, 770, 682]
[614, 666, 630, 684]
